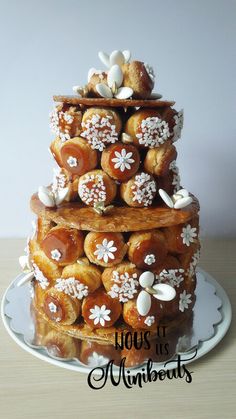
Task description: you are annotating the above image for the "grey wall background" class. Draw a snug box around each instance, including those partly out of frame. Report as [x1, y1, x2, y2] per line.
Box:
[0, 0, 235, 237]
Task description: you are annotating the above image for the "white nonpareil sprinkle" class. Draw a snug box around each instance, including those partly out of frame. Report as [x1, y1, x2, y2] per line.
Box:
[131, 172, 156, 206]
[156, 269, 185, 288]
[79, 173, 107, 205]
[144, 315, 155, 327]
[48, 302, 57, 313]
[81, 114, 119, 151]
[179, 290, 192, 312]
[108, 270, 139, 303]
[173, 109, 184, 142]
[144, 254, 156, 266]
[94, 238, 117, 263]
[169, 160, 181, 193]
[188, 249, 200, 277]
[49, 107, 74, 141]
[181, 224, 197, 247]
[52, 168, 67, 193]
[67, 156, 78, 167]
[33, 263, 49, 289]
[136, 117, 170, 148]
[55, 277, 89, 300]
[111, 149, 135, 172]
[51, 249, 62, 261]
[89, 304, 111, 326]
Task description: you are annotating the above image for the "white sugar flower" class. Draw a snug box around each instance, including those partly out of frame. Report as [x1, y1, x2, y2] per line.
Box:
[181, 224, 197, 246]
[96, 64, 133, 100]
[51, 249, 62, 261]
[87, 352, 109, 367]
[136, 271, 176, 316]
[111, 149, 135, 172]
[179, 290, 192, 312]
[89, 304, 111, 326]
[67, 156, 78, 167]
[38, 185, 69, 208]
[159, 188, 193, 210]
[94, 239, 117, 263]
[144, 254, 156, 266]
[144, 315, 155, 327]
[48, 302, 57, 313]
[98, 50, 131, 68]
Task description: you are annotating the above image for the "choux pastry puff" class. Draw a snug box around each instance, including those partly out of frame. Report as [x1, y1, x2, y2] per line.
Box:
[41, 226, 84, 266]
[81, 107, 122, 152]
[78, 170, 117, 207]
[84, 232, 127, 267]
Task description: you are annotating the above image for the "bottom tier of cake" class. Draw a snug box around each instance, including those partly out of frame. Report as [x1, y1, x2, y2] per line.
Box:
[27, 212, 200, 344]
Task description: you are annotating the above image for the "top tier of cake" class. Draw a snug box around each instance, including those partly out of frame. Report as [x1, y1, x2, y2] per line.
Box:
[33, 50, 197, 232]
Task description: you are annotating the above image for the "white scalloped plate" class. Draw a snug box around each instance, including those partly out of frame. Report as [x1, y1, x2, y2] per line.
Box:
[1, 269, 232, 375]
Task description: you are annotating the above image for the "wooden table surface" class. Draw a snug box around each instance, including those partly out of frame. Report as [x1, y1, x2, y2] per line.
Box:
[0, 238, 235, 419]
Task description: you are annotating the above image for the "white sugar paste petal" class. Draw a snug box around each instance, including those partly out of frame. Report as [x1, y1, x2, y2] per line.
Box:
[115, 87, 133, 99]
[98, 51, 110, 68]
[110, 50, 125, 67]
[38, 186, 55, 207]
[152, 283, 176, 301]
[137, 290, 151, 316]
[96, 83, 113, 98]
[139, 271, 155, 288]
[122, 50, 131, 63]
[107, 65, 123, 88]
[19, 255, 29, 270]
[159, 189, 174, 208]
[174, 196, 193, 209]
[177, 189, 189, 198]
[55, 187, 69, 205]
[17, 271, 35, 287]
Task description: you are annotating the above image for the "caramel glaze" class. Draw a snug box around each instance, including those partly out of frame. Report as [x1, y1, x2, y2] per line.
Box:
[44, 295, 64, 322]
[41, 227, 84, 265]
[31, 193, 199, 232]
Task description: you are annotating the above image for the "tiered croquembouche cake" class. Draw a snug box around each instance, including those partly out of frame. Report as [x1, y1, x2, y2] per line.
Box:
[20, 50, 200, 344]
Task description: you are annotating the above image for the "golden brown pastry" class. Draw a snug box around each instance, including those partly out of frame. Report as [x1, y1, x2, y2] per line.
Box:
[87, 70, 107, 97]
[79, 340, 120, 366]
[43, 287, 81, 325]
[50, 137, 63, 167]
[124, 108, 170, 148]
[50, 104, 82, 141]
[78, 169, 117, 207]
[122, 61, 154, 99]
[41, 226, 84, 266]
[61, 262, 102, 293]
[120, 172, 157, 207]
[36, 218, 55, 244]
[81, 107, 122, 151]
[102, 262, 141, 302]
[163, 220, 199, 254]
[101, 143, 140, 181]
[144, 142, 177, 176]
[43, 330, 79, 358]
[60, 137, 98, 175]
[84, 232, 127, 267]
[31, 250, 62, 282]
[82, 289, 122, 328]
[128, 230, 167, 270]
